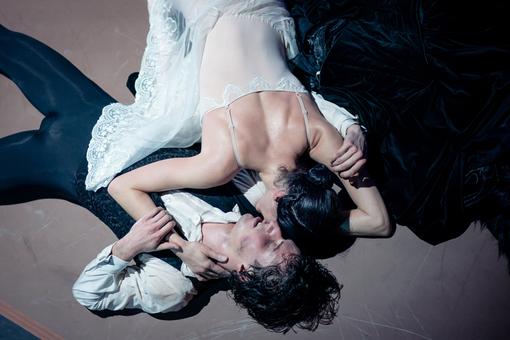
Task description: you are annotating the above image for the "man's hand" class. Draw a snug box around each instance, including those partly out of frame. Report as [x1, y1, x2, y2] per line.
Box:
[168, 235, 229, 281]
[112, 207, 177, 261]
[331, 124, 367, 178]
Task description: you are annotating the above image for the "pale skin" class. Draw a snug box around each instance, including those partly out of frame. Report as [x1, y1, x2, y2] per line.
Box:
[108, 91, 393, 279]
[112, 207, 300, 281]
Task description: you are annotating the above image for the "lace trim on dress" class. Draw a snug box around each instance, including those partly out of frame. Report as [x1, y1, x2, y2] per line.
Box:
[86, 0, 204, 191]
[86, 8, 178, 189]
[198, 75, 307, 116]
[223, 75, 307, 104]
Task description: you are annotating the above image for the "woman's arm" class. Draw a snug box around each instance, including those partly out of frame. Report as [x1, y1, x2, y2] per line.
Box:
[107, 114, 239, 220]
[108, 151, 238, 220]
[309, 118, 394, 237]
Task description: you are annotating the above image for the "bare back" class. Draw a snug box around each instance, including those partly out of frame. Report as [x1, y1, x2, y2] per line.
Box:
[203, 90, 336, 185]
[197, 8, 327, 186]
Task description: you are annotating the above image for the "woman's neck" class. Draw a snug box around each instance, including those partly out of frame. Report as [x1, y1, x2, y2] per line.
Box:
[258, 169, 278, 191]
[258, 159, 295, 191]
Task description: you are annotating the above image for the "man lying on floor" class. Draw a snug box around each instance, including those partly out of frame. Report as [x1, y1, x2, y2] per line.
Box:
[72, 190, 341, 334]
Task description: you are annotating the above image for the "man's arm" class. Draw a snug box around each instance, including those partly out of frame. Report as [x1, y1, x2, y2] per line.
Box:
[72, 208, 197, 313]
[311, 91, 360, 138]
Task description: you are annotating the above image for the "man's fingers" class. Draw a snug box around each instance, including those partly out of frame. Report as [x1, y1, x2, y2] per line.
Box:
[216, 262, 231, 274]
[196, 269, 218, 281]
[332, 142, 352, 160]
[349, 159, 366, 176]
[340, 159, 367, 178]
[151, 208, 167, 223]
[154, 213, 172, 227]
[156, 239, 180, 251]
[196, 242, 228, 263]
[202, 266, 227, 280]
[142, 207, 163, 221]
[332, 152, 363, 172]
[210, 264, 229, 277]
[156, 221, 175, 237]
[204, 248, 228, 263]
[332, 146, 358, 166]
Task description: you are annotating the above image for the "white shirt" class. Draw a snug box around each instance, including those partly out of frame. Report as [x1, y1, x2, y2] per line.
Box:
[72, 191, 240, 313]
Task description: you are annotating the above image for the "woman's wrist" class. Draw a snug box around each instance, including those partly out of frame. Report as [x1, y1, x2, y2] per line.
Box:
[167, 232, 187, 255]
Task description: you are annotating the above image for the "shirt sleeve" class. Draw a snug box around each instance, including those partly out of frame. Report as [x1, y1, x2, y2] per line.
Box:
[72, 243, 197, 314]
[311, 91, 360, 137]
[231, 170, 266, 206]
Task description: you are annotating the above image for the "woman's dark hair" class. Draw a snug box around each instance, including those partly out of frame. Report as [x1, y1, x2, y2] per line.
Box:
[228, 254, 341, 333]
[276, 164, 354, 257]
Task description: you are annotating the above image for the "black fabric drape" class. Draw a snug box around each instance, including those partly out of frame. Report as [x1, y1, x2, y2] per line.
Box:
[287, 0, 510, 255]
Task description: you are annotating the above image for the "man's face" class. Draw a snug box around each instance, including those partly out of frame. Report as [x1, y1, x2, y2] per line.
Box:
[226, 214, 300, 269]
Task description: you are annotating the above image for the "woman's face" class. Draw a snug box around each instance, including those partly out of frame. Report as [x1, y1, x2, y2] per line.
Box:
[255, 187, 285, 221]
[225, 214, 299, 269]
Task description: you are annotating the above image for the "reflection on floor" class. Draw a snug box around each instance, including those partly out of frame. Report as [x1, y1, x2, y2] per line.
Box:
[1, 0, 509, 339]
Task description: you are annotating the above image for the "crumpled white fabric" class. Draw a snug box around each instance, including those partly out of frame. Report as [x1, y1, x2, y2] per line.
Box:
[159, 190, 241, 277]
[85, 0, 299, 191]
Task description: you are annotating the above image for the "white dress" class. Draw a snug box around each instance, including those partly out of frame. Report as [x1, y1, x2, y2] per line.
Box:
[85, 0, 357, 191]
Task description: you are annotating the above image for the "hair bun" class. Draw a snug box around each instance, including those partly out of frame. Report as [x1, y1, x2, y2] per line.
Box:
[307, 164, 334, 189]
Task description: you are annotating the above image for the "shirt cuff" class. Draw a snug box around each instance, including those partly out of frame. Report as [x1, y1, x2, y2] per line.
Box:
[311, 91, 360, 137]
[91, 243, 131, 273]
[340, 118, 358, 138]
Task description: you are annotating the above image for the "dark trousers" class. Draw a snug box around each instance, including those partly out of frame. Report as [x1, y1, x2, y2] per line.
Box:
[0, 24, 113, 204]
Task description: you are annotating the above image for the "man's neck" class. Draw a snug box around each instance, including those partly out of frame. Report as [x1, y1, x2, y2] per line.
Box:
[201, 222, 232, 252]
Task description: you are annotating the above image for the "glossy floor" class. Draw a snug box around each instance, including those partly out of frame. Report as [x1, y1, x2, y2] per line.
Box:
[1, 1, 509, 339]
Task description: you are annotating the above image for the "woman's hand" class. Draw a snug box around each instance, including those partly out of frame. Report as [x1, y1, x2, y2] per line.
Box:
[168, 235, 229, 281]
[112, 207, 177, 261]
[331, 124, 367, 178]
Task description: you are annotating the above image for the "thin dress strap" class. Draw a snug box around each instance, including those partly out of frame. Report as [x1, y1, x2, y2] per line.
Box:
[296, 92, 312, 146]
[225, 105, 243, 167]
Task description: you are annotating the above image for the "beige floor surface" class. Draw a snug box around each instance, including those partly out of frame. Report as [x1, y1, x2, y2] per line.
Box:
[1, 1, 509, 339]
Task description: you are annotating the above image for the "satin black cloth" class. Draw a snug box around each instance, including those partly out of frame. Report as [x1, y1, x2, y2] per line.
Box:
[287, 0, 510, 257]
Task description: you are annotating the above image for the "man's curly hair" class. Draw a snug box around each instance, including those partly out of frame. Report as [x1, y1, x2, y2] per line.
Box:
[227, 254, 341, 333]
